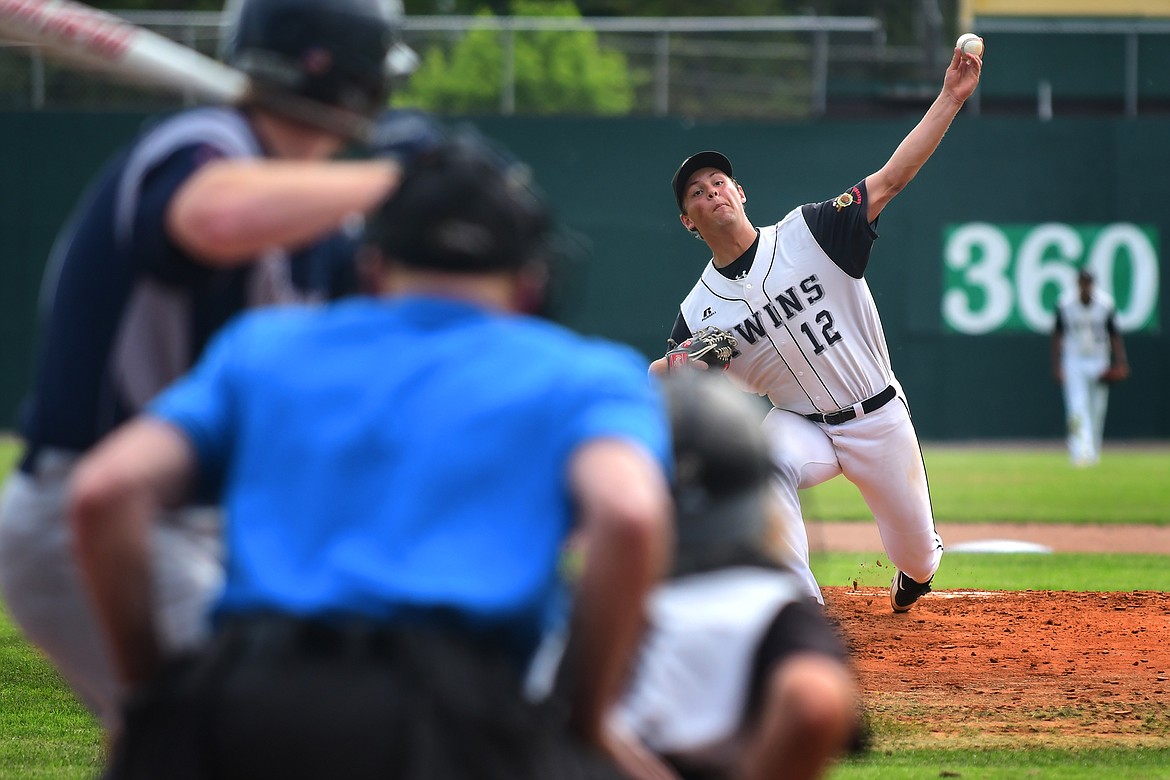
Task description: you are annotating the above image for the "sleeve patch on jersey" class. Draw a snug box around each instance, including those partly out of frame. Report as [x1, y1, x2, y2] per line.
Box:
[832, 186, 862, 212]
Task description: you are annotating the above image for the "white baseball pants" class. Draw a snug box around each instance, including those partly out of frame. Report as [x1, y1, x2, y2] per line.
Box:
[1061, 354, 1110, 466]
[0, 451, 223, 731]
[760, 395, 943, 603]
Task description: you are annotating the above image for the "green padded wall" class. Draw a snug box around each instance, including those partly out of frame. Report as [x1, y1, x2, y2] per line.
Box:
[2, 113, 1166, 440]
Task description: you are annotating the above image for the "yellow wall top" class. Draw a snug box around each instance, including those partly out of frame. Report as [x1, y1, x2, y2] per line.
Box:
[969, 0, 1170, 17]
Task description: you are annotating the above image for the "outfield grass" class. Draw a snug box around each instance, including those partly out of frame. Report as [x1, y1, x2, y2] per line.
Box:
[0, 605, 103, 779]
[0, 437, 1167, 778]
[829, 747, 1170, 779]
[0, 437, 19, 483]
[802, 444, 1170, 525]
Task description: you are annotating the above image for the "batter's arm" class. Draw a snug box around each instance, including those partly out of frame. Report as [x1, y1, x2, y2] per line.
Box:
[168, 158, 400, 266]
[864, 46, 982, 222]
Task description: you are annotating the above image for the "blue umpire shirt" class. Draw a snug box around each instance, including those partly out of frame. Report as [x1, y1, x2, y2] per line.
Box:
[149, 295, 671, 663]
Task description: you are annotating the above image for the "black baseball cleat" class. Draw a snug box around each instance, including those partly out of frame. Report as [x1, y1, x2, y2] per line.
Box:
[889, 571, 933, 613]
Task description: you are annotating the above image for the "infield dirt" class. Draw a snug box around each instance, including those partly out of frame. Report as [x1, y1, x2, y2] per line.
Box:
[820, 523, 1170, 751]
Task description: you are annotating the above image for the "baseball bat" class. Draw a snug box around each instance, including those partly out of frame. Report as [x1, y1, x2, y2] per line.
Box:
[0, 0, 373, 141]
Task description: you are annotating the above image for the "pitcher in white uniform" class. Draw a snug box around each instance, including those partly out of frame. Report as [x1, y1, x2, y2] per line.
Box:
[1050, 269, 1130, 467]
[649, 43, 984, 612]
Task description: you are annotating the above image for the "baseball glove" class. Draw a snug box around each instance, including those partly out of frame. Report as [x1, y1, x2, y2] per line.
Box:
[1099, 364, 1130, 384]
[665, 327, 739, 372]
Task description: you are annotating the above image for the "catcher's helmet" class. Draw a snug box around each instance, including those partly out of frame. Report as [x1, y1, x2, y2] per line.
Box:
[365, 130, 553, 275]
[220, 0, 417, 118]
[663, 371, 776, 577]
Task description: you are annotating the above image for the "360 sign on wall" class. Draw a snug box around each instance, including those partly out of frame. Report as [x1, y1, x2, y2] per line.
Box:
[942, 223, 1161, 335]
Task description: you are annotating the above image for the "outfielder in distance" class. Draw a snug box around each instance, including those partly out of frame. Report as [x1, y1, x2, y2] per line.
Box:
[0, 0, 429, 739]
[650, 41, 984, 612]
[1050, 268, 1130, 467]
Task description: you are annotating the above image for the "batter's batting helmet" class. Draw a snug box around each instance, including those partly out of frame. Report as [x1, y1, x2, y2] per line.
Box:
[663, 371, 777, 577]
[220, 0, 417, 118]
[365, 130, 553, 275]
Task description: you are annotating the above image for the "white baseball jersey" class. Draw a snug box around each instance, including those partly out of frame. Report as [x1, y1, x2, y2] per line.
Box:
[1055, 290, 1117, 362]
[675, 186, 892, 416]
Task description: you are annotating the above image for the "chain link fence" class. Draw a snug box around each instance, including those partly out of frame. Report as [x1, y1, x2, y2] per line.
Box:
[0, 12, 946, 119]
[9, 12, 1166, 119]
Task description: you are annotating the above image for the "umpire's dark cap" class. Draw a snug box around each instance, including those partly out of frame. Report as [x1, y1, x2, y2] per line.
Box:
[367, 130, 551, 273]
[671, 151, 733, 213]
[663, 371, 775, 578]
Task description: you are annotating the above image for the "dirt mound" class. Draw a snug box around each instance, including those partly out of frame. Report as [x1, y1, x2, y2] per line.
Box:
[824, 587, 1170, 750]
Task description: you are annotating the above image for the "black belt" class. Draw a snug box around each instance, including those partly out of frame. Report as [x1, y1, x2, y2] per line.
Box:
[219, 615, 408, 662]
[217, 612, 530, 669]
[804, 384, 896, 425]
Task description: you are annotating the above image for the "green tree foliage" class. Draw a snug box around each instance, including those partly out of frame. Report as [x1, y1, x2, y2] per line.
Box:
[397, 0, 634, 115]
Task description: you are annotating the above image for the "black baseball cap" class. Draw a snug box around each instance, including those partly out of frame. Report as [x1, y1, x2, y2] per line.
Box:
[671, 150, 733, 212]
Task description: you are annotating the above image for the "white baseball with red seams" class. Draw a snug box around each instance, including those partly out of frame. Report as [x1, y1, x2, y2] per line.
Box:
[957, 33, 983, 57]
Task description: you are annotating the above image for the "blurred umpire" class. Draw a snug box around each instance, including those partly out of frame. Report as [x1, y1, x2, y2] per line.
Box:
[68, 133, 673, 780]
[0, 0, 428, 740]
[612, 371, 861, 780]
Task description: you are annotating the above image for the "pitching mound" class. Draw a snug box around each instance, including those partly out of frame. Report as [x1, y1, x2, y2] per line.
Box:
[823, 587, 1170, 750]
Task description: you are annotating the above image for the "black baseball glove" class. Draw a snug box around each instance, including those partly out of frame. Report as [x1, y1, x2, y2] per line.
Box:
[665, 327, 739, 372]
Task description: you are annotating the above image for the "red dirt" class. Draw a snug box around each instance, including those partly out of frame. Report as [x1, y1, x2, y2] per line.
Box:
[818, 524, 1170, 749]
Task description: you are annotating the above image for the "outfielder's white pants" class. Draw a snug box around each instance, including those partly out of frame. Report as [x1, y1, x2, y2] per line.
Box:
[1061, 355, 1110, 466]
[0, 451, 223, 730]
[761, 395, 943, 603]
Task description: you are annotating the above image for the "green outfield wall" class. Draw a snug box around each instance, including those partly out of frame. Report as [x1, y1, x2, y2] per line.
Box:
[1, 113, 1166, 441]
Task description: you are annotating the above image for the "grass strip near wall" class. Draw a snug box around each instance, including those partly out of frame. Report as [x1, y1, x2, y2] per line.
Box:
[4, 440, 1168, 526]
[802, 445, 1170, 525]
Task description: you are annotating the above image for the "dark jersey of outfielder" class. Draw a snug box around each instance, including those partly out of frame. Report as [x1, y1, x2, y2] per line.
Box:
[18, 106, 359, 454]
[669, 180, 894, 416]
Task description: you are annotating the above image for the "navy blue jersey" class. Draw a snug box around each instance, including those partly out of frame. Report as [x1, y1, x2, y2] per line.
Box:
[19, 107, 359, 452]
